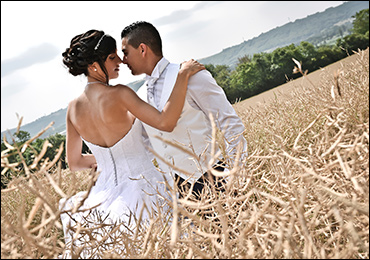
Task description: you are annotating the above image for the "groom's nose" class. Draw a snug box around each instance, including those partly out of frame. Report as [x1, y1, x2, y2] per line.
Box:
[121, 56, 128, 64]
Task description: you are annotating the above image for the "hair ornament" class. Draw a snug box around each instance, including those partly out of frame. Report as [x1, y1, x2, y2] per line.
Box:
[94, 34, 106, 50]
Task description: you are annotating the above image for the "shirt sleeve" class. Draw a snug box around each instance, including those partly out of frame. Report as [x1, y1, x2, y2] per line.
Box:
[186, 70, 248, 160]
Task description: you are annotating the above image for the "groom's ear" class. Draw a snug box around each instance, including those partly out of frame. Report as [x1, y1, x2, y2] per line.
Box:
[139, 43, 148, 56]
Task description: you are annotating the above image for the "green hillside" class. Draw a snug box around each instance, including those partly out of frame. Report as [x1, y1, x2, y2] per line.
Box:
[199, 1, 368, 68]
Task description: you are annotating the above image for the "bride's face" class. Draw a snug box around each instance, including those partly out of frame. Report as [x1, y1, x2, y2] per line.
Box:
[104, 50, 122, 80]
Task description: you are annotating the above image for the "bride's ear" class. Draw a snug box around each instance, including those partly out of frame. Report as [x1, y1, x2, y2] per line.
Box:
[88, 62, 99, 73]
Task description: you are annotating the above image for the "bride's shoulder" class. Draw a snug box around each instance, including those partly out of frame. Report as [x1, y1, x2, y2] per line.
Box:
[67, 96, 79, 107]
[111, 83, 127, 87]
[108, 84, 137, 104]
[111, 84, 136, 94]
[111, 83, 131, 90]
[67, 94, 86, 112]
[66, 98, 79, 118]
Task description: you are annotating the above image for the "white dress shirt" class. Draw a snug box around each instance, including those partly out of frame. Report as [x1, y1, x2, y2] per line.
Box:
[144, 57, 247, 159]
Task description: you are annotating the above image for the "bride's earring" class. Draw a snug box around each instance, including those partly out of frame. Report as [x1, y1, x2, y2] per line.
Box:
[94, 68, 97, 71]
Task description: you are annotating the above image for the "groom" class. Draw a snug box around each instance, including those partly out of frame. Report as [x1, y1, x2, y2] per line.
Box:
[121, 21, 247, 199]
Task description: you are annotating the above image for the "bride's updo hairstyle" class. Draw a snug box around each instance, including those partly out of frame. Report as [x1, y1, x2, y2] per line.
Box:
[62, 29, 116, 84]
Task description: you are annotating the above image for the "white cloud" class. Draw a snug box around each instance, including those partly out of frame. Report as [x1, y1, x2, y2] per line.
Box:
[1, 42, 59, 77]
[153, 1, 220, 26]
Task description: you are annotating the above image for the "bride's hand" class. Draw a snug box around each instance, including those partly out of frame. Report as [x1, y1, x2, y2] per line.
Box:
[90, 163, 98, 172]
[179, 59, 205, 77]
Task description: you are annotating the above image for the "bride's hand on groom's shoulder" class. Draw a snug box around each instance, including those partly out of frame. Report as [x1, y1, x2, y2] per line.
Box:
[180, 59, 205, 76]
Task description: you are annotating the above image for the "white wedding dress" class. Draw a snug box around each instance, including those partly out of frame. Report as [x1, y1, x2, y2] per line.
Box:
[59, 119, 169, 257]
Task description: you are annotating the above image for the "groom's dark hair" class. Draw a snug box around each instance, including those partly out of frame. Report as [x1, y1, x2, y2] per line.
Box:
[121, 21, 163, 56]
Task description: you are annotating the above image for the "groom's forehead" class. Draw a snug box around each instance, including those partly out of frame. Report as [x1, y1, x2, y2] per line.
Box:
[121, 39, 128, 52]
[121, 38, 131, 50]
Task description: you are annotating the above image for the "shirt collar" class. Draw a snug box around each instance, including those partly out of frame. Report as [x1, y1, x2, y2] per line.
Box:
[146, 57, 169, 81]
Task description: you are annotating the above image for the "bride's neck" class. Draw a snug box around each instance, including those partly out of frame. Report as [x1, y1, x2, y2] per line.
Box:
[87, 75, 108, 84]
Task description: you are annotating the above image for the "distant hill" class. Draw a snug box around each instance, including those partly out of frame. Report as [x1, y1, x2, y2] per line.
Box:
[2, 1, 368, 141]
[198, 1, 368, 68]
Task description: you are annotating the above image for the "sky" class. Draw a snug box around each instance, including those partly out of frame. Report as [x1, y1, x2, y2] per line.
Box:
[1, 1, 345, 132]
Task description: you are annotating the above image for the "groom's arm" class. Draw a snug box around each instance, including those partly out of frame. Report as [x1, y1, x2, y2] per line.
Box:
[186, 70, 247, 159]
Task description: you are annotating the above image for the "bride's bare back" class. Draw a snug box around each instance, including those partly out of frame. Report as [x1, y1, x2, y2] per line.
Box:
[68, 83, 135, 148]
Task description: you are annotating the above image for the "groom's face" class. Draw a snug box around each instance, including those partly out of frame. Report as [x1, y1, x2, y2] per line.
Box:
[121, 37, 145, 76]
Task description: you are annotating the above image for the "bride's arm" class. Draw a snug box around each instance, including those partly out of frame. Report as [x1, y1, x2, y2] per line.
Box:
[121, 59, 205, 131]
[66, 105, 97, 171]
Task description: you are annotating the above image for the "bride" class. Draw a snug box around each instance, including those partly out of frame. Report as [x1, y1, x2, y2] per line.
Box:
[59, 29, 205, 257]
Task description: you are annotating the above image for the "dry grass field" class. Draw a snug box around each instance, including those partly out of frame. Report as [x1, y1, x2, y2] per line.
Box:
[1, 48, 369, 259]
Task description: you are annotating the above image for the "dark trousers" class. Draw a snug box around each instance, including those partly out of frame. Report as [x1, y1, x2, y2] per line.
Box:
[175, 161, 226, 200]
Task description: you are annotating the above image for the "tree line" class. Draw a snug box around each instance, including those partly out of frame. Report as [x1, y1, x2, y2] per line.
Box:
[207, 8, 369, 103]
[1, 9, 368, 189]
[1, 130, 90, 189]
